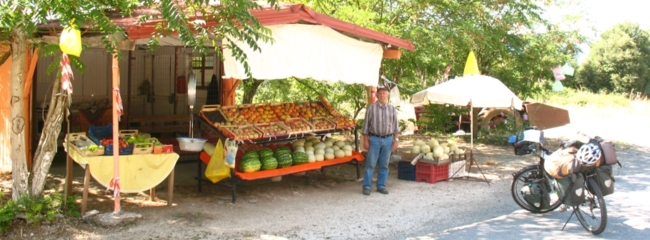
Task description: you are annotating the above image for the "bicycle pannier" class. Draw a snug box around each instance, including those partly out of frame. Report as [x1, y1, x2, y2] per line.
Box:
[544, 147, 581, 179]
[599, 141, 618, 166]
[595, 165, 615, 196]
[554, 173, 586, 206]
[521, 182, 552, 210]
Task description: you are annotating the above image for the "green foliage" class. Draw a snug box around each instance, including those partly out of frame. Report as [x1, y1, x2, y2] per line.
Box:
[475, 114, 528, 146]
[528, 87, 631, 107]
[271, 0, 584, 104]
[414, 104, 468, 134]
[240, 78, 368, 120]
[576, 22, 650, 95]
[0, 193, 80, 232]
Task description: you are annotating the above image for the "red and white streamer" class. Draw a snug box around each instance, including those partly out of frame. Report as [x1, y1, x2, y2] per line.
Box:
[106, 177, 121, 198]
[60, 53, 74, 95]
[113, 88, 124, 119]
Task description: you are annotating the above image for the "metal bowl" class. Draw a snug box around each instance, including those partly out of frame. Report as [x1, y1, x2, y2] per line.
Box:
[176, 137, 207, 152]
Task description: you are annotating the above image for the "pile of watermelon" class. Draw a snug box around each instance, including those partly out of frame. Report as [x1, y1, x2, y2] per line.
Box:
[238, 146, 310, 173]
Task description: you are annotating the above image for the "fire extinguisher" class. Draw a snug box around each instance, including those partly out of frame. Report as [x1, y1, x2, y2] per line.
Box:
[176, 76, 187, 94]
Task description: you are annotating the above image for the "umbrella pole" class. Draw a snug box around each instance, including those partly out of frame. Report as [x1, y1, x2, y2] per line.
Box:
[468, 102, 489, 185]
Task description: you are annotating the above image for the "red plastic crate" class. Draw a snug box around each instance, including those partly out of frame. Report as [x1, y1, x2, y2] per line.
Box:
[415, 162, 449, 184]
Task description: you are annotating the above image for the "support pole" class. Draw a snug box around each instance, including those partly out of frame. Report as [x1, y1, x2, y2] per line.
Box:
[111, 53, 121, 214]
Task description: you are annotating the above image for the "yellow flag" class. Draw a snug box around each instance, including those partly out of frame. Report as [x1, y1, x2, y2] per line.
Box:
[463, 51, 480, 76]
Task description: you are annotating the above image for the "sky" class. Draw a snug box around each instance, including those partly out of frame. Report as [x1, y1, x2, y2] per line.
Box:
[557, 0, 650, 63]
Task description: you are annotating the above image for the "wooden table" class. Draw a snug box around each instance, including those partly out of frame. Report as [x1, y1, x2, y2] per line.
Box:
[65, 149, 179, 215]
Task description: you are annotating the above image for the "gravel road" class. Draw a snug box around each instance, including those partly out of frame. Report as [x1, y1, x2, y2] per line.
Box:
[17, 102, 648, 240]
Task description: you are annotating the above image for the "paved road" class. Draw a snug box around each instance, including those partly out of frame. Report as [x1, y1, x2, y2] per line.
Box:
[412, 146, 650, 240]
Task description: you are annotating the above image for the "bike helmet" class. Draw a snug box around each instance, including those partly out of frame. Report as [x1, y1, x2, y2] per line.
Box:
[576, 142, 602, 167]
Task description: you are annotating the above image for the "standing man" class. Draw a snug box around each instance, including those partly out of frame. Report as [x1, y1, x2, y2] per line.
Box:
[361, 86, 400, 195]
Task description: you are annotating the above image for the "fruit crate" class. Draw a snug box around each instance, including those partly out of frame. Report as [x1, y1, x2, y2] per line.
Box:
[65, 132, 105, 156]
[200, 104, 229, 126]
[310, 117, 336, 131]
[153, 145, 174, 154]
[119, 129, 138, 139]
[283, 118, 314, 134]
[415, 162, 449, 184]
[448, 160, 467, 179]
[419, 155, 450, 166]
[318, 96, 342, 117]
[398, 161, 416, 181]
[147, 138, 174, 154]
[254, 122, 291, 138]
[450, 151, 468, 162]
[329, 116, 356, 129]
[88, 124, 134, 155]
[219, 124, 264, 141]
[132, 143, 154, 154]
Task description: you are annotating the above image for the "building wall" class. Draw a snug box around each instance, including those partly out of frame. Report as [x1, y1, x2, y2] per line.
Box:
[34, 46, 218, 131]
[0, 54, 11, 171]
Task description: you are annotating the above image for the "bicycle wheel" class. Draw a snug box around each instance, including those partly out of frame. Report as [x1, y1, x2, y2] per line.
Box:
[574, 177, 608, 235]
[511, 165, 561, 213]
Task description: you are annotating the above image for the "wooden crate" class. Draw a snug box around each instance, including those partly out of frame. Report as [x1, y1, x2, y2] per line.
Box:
[219, 124, 264, 140]
[310, 117, 336, 131]
[283, 118, 314, 134]
[65, 132, 105, 156]
[254, 122, 290, 138]
[133, 143, 154, 154]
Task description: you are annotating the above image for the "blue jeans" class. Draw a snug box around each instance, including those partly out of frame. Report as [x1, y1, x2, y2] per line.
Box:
[363, 135, 393, 190]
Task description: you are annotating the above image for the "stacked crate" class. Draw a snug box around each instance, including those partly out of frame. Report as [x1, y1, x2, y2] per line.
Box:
[415, 162, 449, 184]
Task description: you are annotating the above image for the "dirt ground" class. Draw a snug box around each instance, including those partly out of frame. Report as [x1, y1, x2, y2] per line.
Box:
[1, 101, 648, 239]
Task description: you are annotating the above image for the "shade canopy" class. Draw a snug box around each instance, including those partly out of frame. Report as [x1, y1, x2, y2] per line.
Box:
[410, 75, 523, 110]
[223, 24, 383, 85]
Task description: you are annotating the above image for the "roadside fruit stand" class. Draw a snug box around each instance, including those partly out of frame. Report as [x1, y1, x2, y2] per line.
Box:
[196, 96, 363, 202]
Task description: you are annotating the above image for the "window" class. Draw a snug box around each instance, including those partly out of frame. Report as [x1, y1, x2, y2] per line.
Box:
[192, 54, 215, 87]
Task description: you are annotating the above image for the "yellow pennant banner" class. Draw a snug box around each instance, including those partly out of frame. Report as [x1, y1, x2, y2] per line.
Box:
[463, 50, 480, 76]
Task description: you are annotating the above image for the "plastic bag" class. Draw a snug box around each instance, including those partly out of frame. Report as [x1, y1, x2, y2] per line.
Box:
[205, 139, 230, 183]
[59, 19, 82, 57]
[224, 139, 238, 169]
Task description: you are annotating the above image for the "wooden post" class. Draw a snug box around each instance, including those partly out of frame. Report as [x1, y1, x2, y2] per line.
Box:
[167, 169, 175, 207]
[221, 78, 241, 106]
[82, 165, 90, 216]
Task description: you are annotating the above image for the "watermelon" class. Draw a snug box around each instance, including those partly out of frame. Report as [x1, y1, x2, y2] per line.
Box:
[275, 146, 291, 152]
[260, 148, 274, 159]
[292, 152, 309, 165]
[261, 157, 278, 170]
[243, 151, 259, 160]
[276, 152, 293, 168]
[274, 148, 291, 159]
[239, 158, 261, 173]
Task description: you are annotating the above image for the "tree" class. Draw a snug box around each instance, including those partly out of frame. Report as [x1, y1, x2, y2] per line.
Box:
[576, 22, 650, 95]
[281, 0, 584, 99]
[0, 0, 277, 199]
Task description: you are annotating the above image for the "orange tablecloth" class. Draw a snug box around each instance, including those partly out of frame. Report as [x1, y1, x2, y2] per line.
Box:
[199, 151, 364, 181]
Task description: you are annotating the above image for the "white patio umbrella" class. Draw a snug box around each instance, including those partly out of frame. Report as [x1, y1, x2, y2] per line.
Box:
[410, 75, 523, 183]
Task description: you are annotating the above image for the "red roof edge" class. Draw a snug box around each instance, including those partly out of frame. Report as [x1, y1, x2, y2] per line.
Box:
[127, 4, 414, 51]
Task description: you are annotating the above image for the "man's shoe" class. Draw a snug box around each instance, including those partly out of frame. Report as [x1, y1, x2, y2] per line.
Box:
[362, 189, 371, 195]
[377, 188, 389, 194]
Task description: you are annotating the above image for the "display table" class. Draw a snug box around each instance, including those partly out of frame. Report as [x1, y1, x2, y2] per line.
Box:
[197, 151, 365, 202]
[65, 149, 179, 214]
